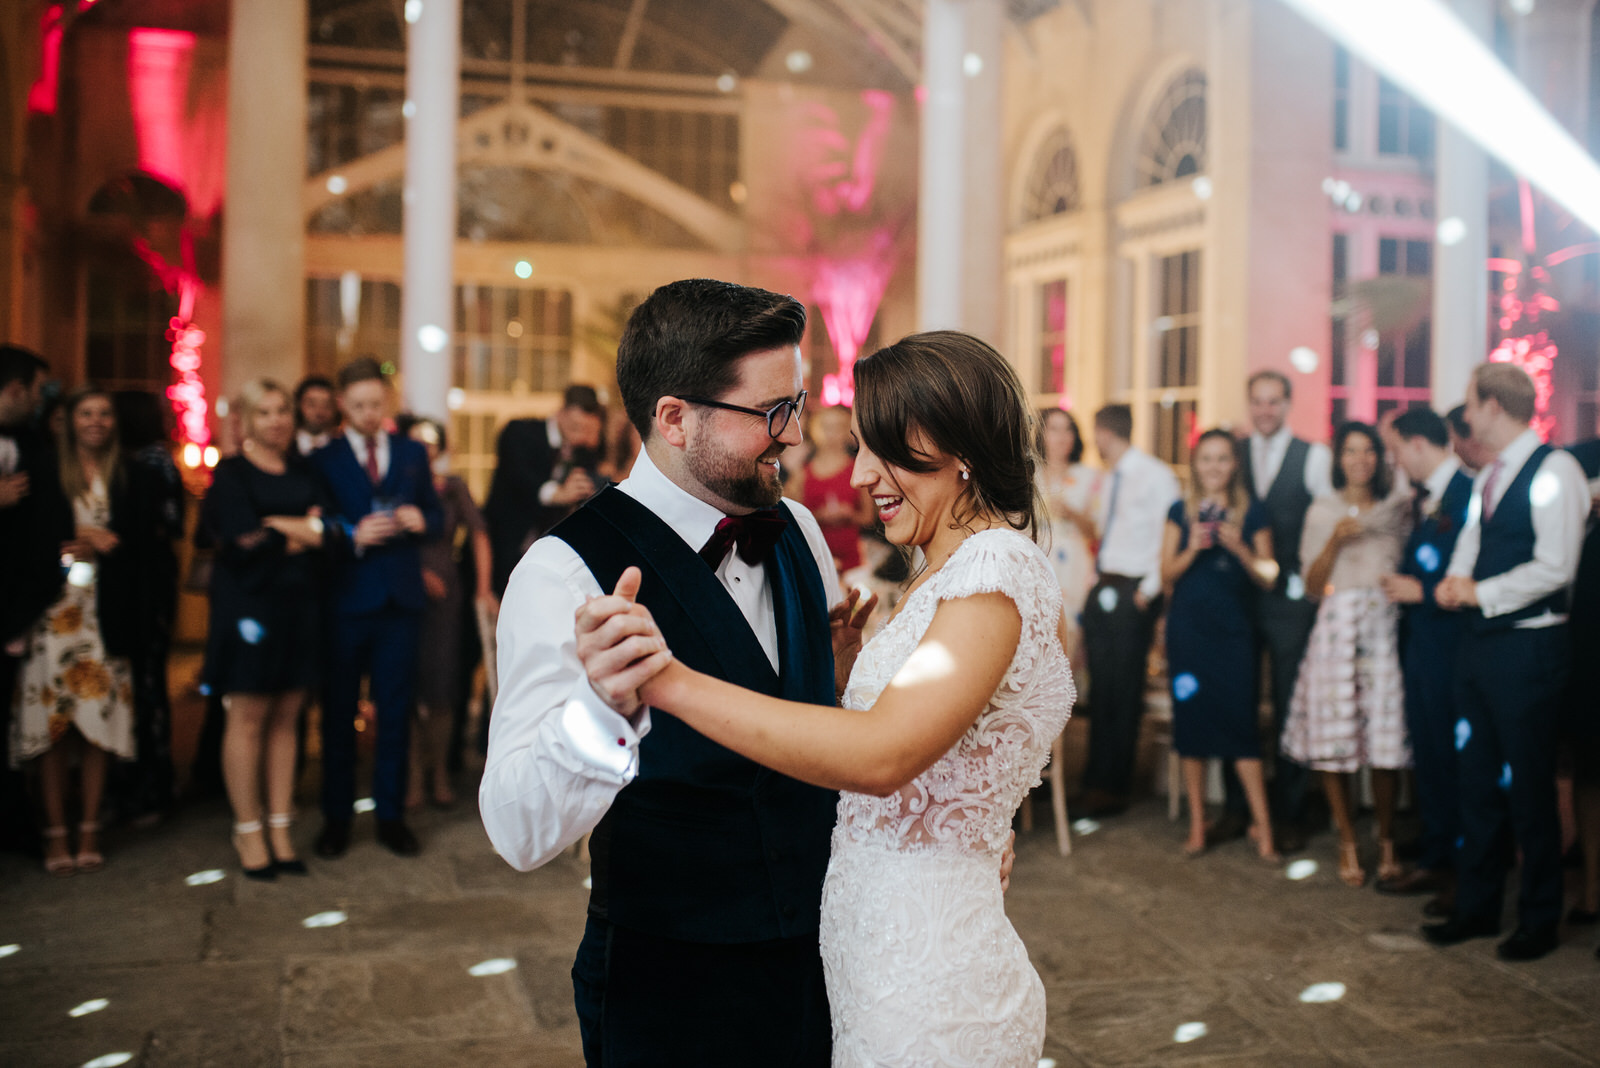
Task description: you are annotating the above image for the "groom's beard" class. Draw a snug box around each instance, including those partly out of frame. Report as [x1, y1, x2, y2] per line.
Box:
[686, 436, 785, 510]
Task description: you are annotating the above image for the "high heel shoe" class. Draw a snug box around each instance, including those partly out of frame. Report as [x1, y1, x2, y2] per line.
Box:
[1376, 838, 1403, 883]
[267, 813, 307, 875]
[233, 820, 276, 882]
[43, 826, 75, 877]
[1248, 824, 1282, 865]
[1338, 840, 1366, 888]
[74, 821, 104, 873]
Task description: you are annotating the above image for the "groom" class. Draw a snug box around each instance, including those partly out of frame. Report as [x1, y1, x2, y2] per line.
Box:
[481, 279, 851, 1066]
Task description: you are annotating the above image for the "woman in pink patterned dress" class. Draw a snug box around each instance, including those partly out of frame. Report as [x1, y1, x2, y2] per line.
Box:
[1283, 421, 1412, 888]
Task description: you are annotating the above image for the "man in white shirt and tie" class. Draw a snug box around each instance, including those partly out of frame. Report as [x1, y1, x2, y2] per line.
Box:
[1076, 404, 1179, 817]
[1426, 363, 1588, 962]
[1225, 371, 1333, 850]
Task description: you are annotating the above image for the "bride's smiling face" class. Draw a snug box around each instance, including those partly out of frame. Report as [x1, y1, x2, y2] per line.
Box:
[849, 414, 964, 550]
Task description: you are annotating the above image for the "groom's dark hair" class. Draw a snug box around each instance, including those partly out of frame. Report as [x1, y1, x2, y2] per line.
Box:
[616, 278, 807, 438]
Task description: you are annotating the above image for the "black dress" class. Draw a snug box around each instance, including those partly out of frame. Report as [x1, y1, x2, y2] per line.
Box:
[1166, 499, 1269, 759]
[199, 454, 332, 695]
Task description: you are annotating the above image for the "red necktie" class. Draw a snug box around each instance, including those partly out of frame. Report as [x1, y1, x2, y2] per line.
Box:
[699, 511, 789, 568]
[364, 434, 381, 484]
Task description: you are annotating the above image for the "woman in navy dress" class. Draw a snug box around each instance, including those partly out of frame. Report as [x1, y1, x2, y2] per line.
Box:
[1161, 429, 1278, 860]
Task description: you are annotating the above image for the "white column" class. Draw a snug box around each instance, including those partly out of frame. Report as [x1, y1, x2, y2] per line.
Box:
[1430, 0, 1491, 410]
[222, 0, 306, 396]
[916, 0, 1004, 341]
[400, 0, 461, 421]
[917, 0, 965, 332]
[960, 0, 1004, 344]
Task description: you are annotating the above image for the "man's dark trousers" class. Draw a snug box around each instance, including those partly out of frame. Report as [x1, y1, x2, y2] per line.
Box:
[1452, 625, 1569, 932]
[320, 606, 420, 822]
[1082, 574, 1161, 798]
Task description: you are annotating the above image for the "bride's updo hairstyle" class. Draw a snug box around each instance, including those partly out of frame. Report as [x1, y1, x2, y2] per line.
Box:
[853, 330, 1044, 541]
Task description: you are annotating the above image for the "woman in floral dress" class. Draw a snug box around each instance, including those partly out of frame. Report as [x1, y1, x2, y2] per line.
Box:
[11, 388, 136, 875]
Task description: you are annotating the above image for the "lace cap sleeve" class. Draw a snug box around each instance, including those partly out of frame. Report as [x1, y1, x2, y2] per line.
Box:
[934, 528, 1056, 620]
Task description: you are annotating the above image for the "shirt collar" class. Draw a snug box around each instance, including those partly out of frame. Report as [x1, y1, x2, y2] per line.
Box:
[344, 427, 386, 450]
[617, 445, 729, 553]
[1491, 427, 1542, 478]
[547, 419, 562, 450]
[1252, 426, 1292, 453]
[1421, 455, 1460, 503]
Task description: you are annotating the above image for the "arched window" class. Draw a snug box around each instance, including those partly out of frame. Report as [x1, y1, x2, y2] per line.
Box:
[1021, 126, 1081, 223]
[1136, 69, 1207, 189]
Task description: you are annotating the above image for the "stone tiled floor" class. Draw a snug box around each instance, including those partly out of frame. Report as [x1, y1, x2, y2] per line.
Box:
[3, 765, 1598, 1067]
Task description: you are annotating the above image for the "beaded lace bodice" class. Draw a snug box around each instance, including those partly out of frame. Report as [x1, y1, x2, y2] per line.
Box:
[834, 528, 1077, 859]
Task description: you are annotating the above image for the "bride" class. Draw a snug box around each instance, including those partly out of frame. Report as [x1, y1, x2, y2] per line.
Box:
[579, 330, 1077, 1066]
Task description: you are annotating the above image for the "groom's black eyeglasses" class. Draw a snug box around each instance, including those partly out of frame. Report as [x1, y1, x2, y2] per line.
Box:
[678, 391, 807, 439]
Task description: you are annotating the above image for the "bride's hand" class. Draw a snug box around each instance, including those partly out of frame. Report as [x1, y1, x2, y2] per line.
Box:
[999, 830, 1015, 894]
[575, 567, 673, 720]
[830, 586, 879, 694]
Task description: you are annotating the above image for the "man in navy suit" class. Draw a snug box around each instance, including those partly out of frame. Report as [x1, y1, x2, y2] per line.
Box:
[1378, 408, 1474, 907]
[310, 358, 443, 857]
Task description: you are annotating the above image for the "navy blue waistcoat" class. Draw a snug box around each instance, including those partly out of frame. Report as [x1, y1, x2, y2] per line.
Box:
[1400, 468, 1474, 645]
[550, 488, 838, 944]
[1243, 436, 1313, 594]
[1471, 444, 1567, 633]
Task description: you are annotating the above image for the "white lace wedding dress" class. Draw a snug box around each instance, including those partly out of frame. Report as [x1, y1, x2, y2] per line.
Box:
[820, 528, 1077, 1067]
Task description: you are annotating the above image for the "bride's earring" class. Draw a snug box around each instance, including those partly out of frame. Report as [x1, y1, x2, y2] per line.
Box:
[959, 468, 970, 481]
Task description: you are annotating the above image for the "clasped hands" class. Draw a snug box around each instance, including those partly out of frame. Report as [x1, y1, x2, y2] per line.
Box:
[575, 567, 879, 721]
[353, 504, 425, 548]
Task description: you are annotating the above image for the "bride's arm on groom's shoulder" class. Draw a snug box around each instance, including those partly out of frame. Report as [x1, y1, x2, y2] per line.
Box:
[631, 589, 1021, 797]
[479, 541, 655, 872]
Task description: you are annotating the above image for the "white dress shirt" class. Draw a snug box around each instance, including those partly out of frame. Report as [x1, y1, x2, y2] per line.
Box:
[1418, 455, 1462, 514]
[296, 429, 332, 457]
[479, 446, 841, 872]
[1095, 445, 1180, 602]
[1249, 427, 1334, 501]
[1446, 428, 1588, 627]
[344, 427, 390, 481]
[537, 420, 567, 507]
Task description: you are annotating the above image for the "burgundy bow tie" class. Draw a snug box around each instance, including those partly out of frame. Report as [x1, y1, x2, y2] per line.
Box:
[699, 510, 789, 568]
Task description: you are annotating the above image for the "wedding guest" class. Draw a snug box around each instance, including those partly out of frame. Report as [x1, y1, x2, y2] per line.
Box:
[294, 375, 339, 458]
[11, 387, 145, 874]
[1446, 403, 1490, 475]
[1283, 421, 1411, 888]
[1376, 408, 1473, 907]
[1562, 439, 1599, 940]
[1427, 364, 1588, 961]
[309, 358, 443, 858]
[1077, 404, 1179, 817]
[404, 416, 494, 809]
[200, 379, 333, 878]
[788, 405, 874, 575]
[602, 412, 642, 483]
[482, 384, 605, 595]
[0, 346, 72, 856]
[1230, 370, 1333, 850]
[1161, 429, 1277, 860]
[108, 390, 183, 822]
[1036, 408, 1101, 663]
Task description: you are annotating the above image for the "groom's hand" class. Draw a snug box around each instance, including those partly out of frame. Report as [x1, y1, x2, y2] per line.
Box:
[576, 566, 671, 719]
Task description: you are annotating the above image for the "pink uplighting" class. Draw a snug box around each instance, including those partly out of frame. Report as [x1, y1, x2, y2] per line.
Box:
[816, 247, 895, 406]
[128, 28, 198, 192]
[27, 6, 65, 115]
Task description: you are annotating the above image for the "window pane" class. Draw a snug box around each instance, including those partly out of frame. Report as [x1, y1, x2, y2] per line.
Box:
[1406, 240, 1432, 277]
[1331, 317, 1347, 386]
[1404, 319, 1432, 388]
[1379, 238, 1400, 275]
